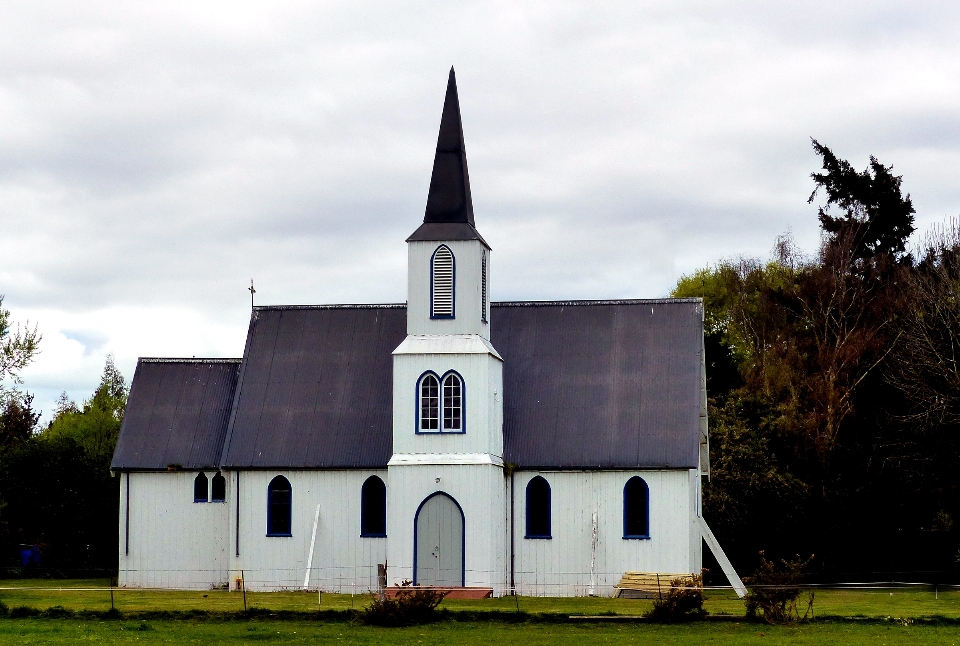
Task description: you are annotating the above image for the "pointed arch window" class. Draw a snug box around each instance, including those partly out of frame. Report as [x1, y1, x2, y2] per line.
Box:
[193, 472, 208, 503]
[417, 371, 465, 433]
[431, 245, 455, 318]
[525, 476, 552, 538]
[211, 472, 226, 502]
[267, 475, 292, 537]
[360, 475, 387, 537]
[623, 476, 650, 539]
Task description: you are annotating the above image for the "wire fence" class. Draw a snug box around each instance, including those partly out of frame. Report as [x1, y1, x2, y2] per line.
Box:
[2, 567, 960, 618]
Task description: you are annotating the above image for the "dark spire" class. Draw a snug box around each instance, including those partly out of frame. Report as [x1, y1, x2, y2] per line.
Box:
[424, 67, 474, 225]
[407, 68, 487, 246]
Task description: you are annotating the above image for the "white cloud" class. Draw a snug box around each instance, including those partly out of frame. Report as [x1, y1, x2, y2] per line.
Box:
[1, 0, 959, 421]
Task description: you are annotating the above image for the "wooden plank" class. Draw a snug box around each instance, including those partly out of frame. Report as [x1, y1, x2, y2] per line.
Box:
[698, 516, 746, 598]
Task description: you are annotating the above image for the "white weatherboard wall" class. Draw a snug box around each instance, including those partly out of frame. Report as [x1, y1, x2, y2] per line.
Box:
[392, 348, 504, 457]
[386, 463, 507, 594]
[230, 470, 387, 592]
[407, 240, 490, 338]
[119, 472, 230, 589]
[512, 470, 701, 597]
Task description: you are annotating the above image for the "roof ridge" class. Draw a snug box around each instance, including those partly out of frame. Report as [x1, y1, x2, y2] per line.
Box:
[139, 357, 243, 363]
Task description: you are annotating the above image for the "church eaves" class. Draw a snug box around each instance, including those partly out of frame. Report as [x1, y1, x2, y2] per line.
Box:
[407, 67, 488, 247]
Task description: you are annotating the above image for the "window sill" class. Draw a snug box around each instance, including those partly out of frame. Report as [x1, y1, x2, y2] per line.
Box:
[415, 430, 467, 435]
[360, 533, 387, 538]
[266, 533, 292, 538]
[210, 499, 226, 504]
[622, 535, 650, 540]
[524, 535, 552, 540]
[193, 499, 208, 503]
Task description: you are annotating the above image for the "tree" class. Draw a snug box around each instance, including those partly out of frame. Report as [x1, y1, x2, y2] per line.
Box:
[0, 392, 40, 450]
[0, 296, 40, 391]
[809, 139, 915, 262]
[42, 355, 128, 464]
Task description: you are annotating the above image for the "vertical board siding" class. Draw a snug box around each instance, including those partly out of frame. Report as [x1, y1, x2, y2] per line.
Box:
[512, 470, 698, 597]
[387, 463, 508, 594]
[393, 352, 504, 457]
[119, 472, 230, 589]
[407, 241, 490, 338]
[233, 470, 388, 592]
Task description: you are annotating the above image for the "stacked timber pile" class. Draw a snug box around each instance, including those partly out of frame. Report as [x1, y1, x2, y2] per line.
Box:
[614, 572, 698, 599]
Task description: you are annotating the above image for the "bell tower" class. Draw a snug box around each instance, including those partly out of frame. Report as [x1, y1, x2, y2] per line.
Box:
[387, 68, 507, 593]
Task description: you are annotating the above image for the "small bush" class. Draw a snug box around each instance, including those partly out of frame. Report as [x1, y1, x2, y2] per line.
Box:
[356, 581, 447, 627]
[744, 551, 814, 624]
[41, 605, 74, 618]
[0, 600, 7, 617]
[646, 571, 706, 622]
[9, 606, 39, 618]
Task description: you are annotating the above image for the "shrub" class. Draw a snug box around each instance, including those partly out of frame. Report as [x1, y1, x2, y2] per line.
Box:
[9, 605, 39, 618]
[744, 551, 814, 624]
[646, 571, 706, 622]
[0, 599, 7, 617]
[41, 605, 73, 618]
[356, 580, 447, 627]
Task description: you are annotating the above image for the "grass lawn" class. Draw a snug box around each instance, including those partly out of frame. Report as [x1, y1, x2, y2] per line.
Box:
[2, 579, 959, 620]
[3, 617, 960, 645]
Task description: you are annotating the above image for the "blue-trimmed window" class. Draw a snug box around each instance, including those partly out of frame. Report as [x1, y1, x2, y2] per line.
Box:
[193, 472, 208, 502]
[525, 476, 551, 538]
[419, 373, 440, 431]
[267, 475, 292, 537]
[360, 475, 387, 537]
[431, 245, 455, 318]
[418, 371, 465, 433]
[442, 373, 462, 431]
[211, 472, 226, 502]
[623, 476, 650, 539]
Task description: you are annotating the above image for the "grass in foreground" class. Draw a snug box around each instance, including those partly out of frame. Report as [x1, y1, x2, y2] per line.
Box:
[4, 617, 960, 645]
[2, 579, 959, 620]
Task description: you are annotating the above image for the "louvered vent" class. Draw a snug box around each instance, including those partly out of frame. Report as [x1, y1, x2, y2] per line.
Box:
[481, 250, 488, 323]
[431, 245, 454, 317]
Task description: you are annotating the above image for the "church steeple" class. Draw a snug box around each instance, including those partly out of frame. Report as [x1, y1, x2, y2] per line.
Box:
[424, 67, 474, 225]
[407, 67, 487, 245]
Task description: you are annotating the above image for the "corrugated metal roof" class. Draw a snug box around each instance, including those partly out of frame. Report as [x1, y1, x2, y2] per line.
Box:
[116, 299, 704, 471]
[494, 300, 704, 469]
[111, 358, 241, 470]
[219, 305, 406, 469]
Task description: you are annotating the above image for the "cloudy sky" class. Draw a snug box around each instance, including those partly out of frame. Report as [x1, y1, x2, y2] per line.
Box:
[2, 1, 959, 421]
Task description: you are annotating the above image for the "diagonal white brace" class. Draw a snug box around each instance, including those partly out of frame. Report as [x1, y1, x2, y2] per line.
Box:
[698, 516, 747, 598]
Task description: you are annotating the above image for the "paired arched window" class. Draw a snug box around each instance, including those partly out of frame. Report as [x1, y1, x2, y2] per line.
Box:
[360, 476, 387, 537]
[431, 245, 455, 318]
[525, 476, 552, 539]
[193, 473, 208, 502]
[267, 475, 292, 537]
[623, 476, 650, 539]
[418, 371, 464, 433]
[211, 472, 226, 502]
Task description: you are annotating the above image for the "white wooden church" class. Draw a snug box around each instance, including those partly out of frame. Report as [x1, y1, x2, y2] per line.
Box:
[111, 69, 742, 597]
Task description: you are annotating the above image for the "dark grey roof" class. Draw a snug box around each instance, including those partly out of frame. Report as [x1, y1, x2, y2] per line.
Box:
[111, 358, 241, 470]
[420, 67, 475, 228]
[219, 305, 406, 469]
[116, 299, 704, 471]
[494, 300, 704, 469]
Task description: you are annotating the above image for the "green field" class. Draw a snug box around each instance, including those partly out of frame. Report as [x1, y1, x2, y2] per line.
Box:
[2, 579, 959, 619]
[2, 618, 960, 645]
[3, 580, 960, 645]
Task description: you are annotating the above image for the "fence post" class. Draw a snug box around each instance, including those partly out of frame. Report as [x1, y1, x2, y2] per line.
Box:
[241, 570, 247, 611]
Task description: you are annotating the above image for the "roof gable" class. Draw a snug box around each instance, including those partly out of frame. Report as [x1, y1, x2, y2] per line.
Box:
[111, 358, 240, 470]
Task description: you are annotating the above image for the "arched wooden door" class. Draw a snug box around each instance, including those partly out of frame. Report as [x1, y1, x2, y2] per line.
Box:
[414, 492, 464, 587]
